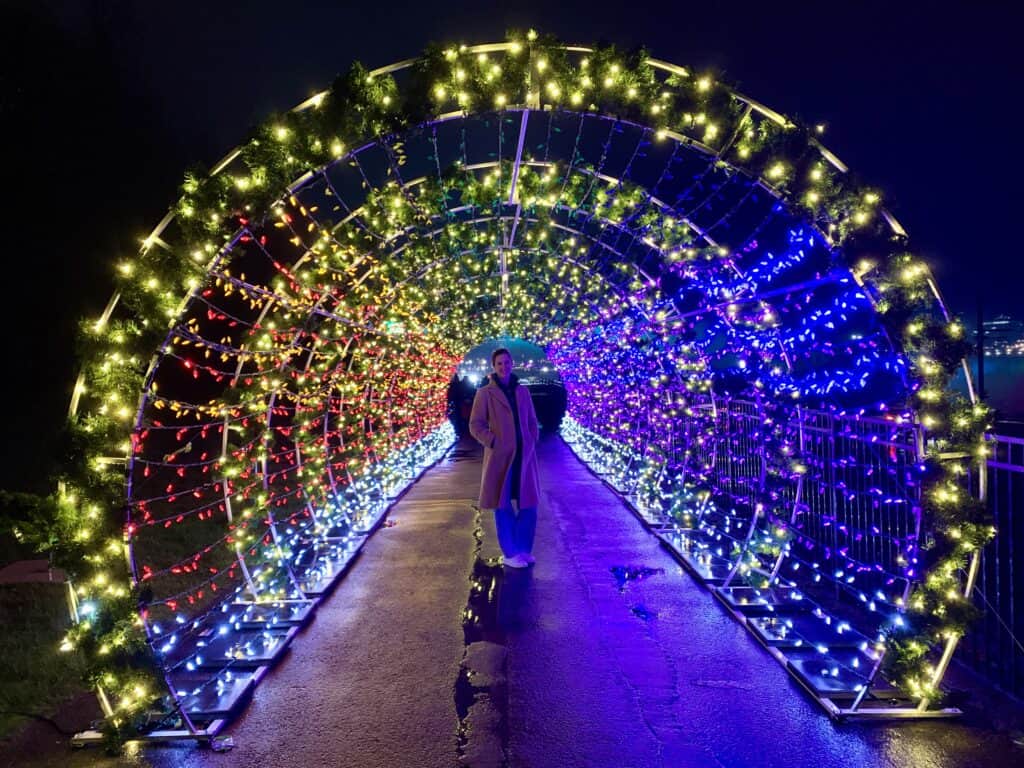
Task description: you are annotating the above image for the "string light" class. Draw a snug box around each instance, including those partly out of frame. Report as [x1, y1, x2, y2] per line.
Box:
[50, 31, 991, 744]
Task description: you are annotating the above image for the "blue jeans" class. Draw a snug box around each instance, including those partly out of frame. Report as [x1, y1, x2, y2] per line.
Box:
[495, 505, 537, 558]
[493, 467, 536, 557]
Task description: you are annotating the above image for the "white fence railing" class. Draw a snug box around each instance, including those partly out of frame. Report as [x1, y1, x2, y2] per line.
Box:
[959, 433, 1024, 699]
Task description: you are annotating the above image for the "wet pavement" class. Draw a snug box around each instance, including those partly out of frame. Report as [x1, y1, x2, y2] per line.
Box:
[6, 434, 1023, 767]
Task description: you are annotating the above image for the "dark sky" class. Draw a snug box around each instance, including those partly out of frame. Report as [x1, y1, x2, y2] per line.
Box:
[3, 0, 1023, 492]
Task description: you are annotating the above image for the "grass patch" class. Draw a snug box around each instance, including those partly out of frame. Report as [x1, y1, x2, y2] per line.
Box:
[0, 581, 88, 739]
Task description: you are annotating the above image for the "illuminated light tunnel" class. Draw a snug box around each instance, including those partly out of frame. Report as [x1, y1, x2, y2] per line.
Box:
[62, 33, 992, 743]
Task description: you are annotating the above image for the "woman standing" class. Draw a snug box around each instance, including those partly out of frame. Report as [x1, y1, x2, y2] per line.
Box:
[469, 348, 541, 568]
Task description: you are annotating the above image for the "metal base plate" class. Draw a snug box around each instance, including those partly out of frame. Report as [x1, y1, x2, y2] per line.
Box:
[228, 599, 318, 629]
[297, 542, 364, 596]
[658, 533, 734, 584]
[170, 667, 268, 719]
[192, 625, 297, 670]
[716, 585, 808, 615]
[747, 612, 869, 650]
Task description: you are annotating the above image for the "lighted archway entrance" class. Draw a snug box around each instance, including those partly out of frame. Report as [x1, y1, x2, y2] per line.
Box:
[62, 33, 990, 743]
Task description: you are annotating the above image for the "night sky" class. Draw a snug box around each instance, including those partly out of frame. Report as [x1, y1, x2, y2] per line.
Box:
[3, 0, 1023, 493]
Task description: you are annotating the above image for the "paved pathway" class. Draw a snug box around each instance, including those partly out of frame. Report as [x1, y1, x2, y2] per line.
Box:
[6, 435, 1022, 767]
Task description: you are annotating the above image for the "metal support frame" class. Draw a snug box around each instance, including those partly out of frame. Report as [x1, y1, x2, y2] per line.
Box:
[63, 37, 984, 740]
[561, 401, 965, 721]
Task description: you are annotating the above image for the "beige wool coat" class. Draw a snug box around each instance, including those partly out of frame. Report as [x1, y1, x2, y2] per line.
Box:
[469, 377, 541, 509]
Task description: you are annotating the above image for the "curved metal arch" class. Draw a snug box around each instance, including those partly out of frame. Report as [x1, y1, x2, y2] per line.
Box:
[63, 36, 984, 736]
[253, 122, 909, 420]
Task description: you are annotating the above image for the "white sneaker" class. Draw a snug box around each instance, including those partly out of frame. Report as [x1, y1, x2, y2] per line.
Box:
[502, 555, 529, 568]
[520, 553, 536, 565]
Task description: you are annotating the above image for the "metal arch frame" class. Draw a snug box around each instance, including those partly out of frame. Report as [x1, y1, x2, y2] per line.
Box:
[273, 109, 908, 419]
[119, 157, 777, 686]
[561, 398, 944, 720]
[149, 115, 917, 690]
[126, 214, 637, 634]
[123, 132, 909, 716]
[66, 38, 982, 745]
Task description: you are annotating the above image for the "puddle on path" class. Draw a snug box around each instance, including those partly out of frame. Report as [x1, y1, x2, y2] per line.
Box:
[463, 556, 504, 645]
[630, 604, 659, 622]
[611, 565, 665, 592]
[454, 507, 509, 767]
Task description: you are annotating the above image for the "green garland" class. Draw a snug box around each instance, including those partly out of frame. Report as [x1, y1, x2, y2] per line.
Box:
[15, 29, 988, 742]
[870, 253, 993, 701]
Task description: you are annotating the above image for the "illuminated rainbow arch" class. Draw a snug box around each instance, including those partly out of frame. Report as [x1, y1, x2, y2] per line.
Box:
[64, 33, 992, 738]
